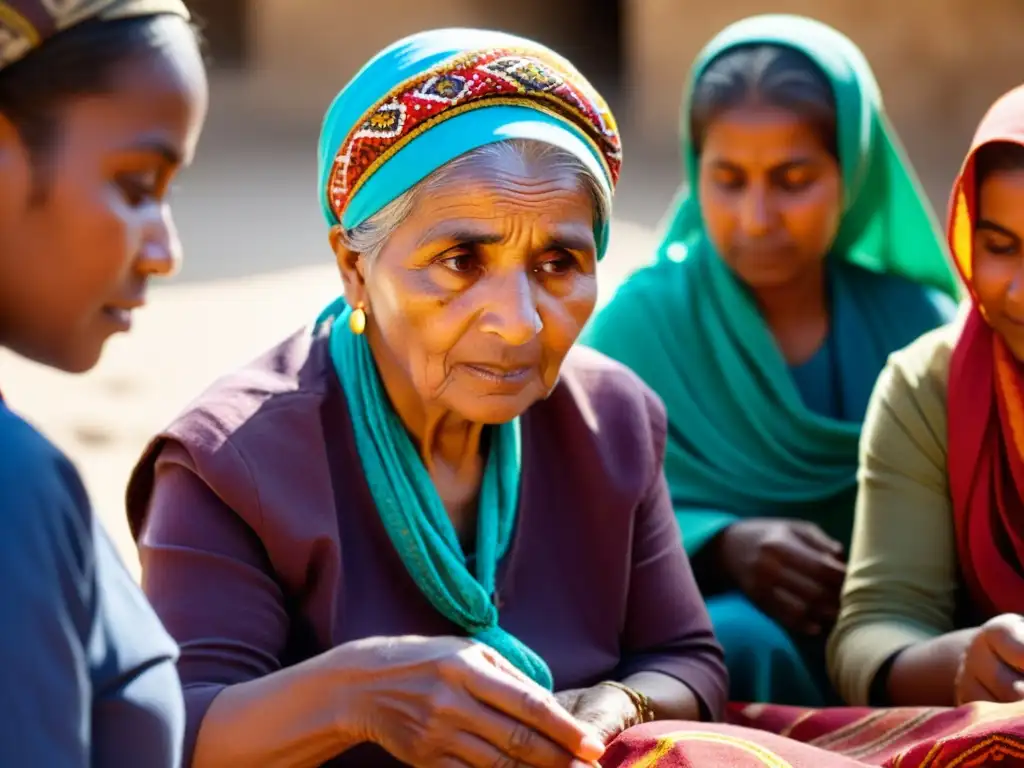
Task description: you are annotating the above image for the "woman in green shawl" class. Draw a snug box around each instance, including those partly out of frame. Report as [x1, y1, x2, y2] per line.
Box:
[585, 15, 960, 706]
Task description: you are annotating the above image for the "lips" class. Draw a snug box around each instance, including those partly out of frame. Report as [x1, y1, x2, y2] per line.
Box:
[101, 298, 146, 331]
[462, 364, 532, 381]
[458, 362, 536, 394]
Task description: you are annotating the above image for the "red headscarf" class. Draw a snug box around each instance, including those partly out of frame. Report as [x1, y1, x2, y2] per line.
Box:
[948, 85, 1024, 618]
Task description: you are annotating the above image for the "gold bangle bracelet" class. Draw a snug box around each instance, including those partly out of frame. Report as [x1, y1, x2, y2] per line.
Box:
[600, 680, 657, 725]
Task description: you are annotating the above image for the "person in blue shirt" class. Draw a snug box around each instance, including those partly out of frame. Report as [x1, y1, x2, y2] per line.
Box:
[0, 1, 207, 764]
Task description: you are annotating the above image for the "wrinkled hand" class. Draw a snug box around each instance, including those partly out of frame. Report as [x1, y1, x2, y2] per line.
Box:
[556, 683, 641, 745]
[716, 519, 846, 635]
[955, 614, 1024, 705]
[356, 635, 605, 767]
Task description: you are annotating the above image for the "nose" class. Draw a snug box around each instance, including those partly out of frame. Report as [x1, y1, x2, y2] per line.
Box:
[1007, 260, 1024, 308]
[135, 205, 182, 279]
[739, 184, 772, 238]
[478, 269, 542, 346]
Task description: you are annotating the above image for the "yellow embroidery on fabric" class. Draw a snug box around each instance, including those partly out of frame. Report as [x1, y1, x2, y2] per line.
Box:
[631, 731, 794, 768]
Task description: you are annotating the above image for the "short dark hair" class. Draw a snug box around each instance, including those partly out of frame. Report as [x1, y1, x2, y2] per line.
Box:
[689, 44, 838, 159]
[974, 140, 1024, 186]
[0, 14, 202, 175]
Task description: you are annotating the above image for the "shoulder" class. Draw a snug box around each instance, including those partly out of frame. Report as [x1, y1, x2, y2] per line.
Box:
[126, 324, 334, 535]
[839, 262, 961, 324]
[867, 320, 961, 445]
[585, 256, 690, 362]
[162, 324, 330, 450]
[0, 405, 95, 615]
[0, 405, 91, 533]
[560, 345, 665, 422]
[884, 320, 959, 399]
[594, 257, 686, 317]
[541, 346, 667, 477]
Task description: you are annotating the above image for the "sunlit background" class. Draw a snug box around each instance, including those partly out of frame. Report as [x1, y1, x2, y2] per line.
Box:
[5, 0, 1021, 575]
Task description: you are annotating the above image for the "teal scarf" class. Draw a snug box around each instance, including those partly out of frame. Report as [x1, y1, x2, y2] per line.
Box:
[314, 28, 620, 689]
[324, 300, 551, 687]
[584, 15, 959, 554]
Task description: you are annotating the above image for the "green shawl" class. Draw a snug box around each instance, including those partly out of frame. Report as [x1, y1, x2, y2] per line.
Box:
[584, 15, 959, 554]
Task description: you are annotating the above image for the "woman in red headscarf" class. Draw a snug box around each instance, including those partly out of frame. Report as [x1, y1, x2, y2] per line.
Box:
[826, 84, 1024, 711]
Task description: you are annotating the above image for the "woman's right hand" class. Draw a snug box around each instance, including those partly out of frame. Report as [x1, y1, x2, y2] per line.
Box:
[955, 614, 1024, 705]
[350, 635, 606, 767]
[715, 518, 846, 636]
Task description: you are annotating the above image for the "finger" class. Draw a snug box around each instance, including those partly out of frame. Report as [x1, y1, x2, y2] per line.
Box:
[435, 757, 475, 768]
[987, 617, 1024, 673]
[775, 540, 846, 589]
[790, 522, 844, 557]
[762, 586, 815, 634]
[957, 671, 1002, 705]
[773, 561, 828, 605]
[773, 566, 840, 627]
[460, 658, 605, 761]
[455, 704, 579, 767]
[555, 689, 584, 715]
[442, 730, 526, 768]
[478, 645, 541, 688]
[971, 644, 1023, 703]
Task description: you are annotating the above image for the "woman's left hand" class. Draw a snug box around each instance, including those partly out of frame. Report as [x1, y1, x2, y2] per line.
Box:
[556, 683, 641, 745]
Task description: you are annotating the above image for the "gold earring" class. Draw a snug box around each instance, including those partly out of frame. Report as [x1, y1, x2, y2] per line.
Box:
[348, 303, 367, 335]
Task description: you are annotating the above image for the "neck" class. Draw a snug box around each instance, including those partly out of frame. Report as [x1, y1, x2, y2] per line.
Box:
[367, 328, 485, 477]
[753, 261, 829, 335]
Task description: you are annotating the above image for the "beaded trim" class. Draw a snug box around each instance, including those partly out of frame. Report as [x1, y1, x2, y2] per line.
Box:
[325, 47, 622, 223]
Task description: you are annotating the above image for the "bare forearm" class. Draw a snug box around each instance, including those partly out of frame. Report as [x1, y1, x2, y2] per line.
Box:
[623, 671, 702, 722]
[191, 647, 369, 768]
[884, 629, 979, 707]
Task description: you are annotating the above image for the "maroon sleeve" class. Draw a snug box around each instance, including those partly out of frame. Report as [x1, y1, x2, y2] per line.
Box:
[137, 442, 290, 764]
[616, 395, 728, 721]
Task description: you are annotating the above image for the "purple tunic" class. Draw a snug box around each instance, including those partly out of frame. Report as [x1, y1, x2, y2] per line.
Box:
[126, 322, 726, 766]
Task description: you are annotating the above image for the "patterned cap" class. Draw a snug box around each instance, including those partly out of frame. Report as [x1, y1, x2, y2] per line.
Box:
[0, 0, 190, 71]
[317, 29, 621, 240]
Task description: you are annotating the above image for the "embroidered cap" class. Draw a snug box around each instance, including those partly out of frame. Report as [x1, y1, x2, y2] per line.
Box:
[316, 28, 622, 256]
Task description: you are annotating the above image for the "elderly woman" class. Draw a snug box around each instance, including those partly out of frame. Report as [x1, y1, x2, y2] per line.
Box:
[0, 0, 206, 764]
[829, 86, 1024, 708]
[584, 15, 959, 707]
[126, 28, 726, 768]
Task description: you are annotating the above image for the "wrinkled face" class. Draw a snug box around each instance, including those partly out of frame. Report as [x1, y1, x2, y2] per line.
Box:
[0, 18, 207, 373]
[697, 104, 843, 290]
[973, 164, 1024, 361]
[336, 151, 599, 425]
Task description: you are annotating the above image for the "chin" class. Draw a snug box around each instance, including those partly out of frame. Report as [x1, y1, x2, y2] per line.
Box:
[445, 390, 541, 426]
[43, 340, 106, 375]
[5, 323, 110, 374]
[732, 266, 808, 292]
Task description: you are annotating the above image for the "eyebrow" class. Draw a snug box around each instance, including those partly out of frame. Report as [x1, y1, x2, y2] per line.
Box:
[117, 139, 182, 165]
[416, 224, 504, 249]
[710, 156, 817, 170]
[977, 218, 1022, 241]
[544, 231, 596, 253]
[416, 223, 596, 253]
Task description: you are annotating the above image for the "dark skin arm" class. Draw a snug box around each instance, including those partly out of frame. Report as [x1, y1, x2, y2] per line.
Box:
[557, 672, 702, 745]
[881, 630, 977, 707]
[882, 616, 1024, 707]
[625, 671, 702, 722]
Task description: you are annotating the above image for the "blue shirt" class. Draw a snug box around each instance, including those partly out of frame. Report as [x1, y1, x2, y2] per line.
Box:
[0, 402, 184, 766]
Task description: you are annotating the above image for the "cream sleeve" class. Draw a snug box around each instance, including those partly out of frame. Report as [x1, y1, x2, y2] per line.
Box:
[827, 325, 962, 706]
